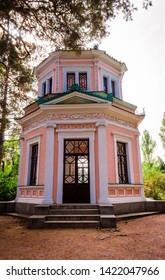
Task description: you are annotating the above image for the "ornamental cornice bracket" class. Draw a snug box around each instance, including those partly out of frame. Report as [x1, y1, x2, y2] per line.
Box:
[96, 120, 108, 127]
[45, 121, 56, 130]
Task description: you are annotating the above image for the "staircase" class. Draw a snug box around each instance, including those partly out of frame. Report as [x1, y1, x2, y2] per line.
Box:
[4, 202, 162, 229]
[28, 204, 102, 229]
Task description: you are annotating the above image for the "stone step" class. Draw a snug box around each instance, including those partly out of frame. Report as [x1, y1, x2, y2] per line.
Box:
[44, 220, 100, 229]
[49, 204, 99, 210]
[46, 214, 100, 221]
[5, 212, 30, 219]
[116, 211, 160, 221]
[48, 209, 100, 215]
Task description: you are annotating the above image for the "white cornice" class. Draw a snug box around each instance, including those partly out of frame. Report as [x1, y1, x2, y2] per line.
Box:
[34, 49, 127, 76]
[16, 110, 42, 125]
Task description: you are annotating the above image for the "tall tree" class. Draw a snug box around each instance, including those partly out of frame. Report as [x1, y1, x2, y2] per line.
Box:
[0, 35, 34, 167]
[159, 112, 165, 152]
[0, 0, 153, 166]
[141, 130, 156, 165]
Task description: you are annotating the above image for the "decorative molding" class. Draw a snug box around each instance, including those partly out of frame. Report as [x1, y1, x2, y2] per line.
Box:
[47, 113, 137, 128]
[23, 113, 137, 133]
[96, 120, 108, 127]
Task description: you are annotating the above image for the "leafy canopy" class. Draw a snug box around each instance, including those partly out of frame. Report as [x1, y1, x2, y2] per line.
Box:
[0, 0, 153, 52]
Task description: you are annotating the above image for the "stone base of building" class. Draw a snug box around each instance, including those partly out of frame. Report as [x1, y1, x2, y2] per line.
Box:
[0, 200, 165, 229]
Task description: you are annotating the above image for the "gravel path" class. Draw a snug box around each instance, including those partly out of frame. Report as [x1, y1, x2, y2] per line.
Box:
[0, 214, 164, 260]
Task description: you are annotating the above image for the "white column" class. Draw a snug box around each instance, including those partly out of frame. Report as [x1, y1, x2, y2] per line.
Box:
[136, 132, 145, 199]
[18, 132, 24, 186]
[55, 60, 59, 93]
[56, 134, 63, 204]
[43, 123, 56, 204]
[15, 133, 24, 201]
[96, 121, 109, 204]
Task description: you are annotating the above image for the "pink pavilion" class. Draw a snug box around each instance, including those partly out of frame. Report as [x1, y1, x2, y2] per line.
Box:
[15, 48, 145, 209]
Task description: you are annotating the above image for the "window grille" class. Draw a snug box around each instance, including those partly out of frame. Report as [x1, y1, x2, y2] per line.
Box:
[30, 144, 38, 185]
[117, 142, 128, 184]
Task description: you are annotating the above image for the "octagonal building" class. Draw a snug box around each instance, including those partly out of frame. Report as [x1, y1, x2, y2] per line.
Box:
[16, 49, 145, 206]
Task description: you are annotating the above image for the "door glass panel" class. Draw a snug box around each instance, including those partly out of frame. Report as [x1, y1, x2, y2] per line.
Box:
[78, 156, 88, 184]
[64, 155, 75, 184]
[65, 140, 88, 154]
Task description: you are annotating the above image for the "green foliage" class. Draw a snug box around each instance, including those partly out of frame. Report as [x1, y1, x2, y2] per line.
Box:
[0, 156, 19, 201]
[141, 130, 156, 164]
[142, 162, 165, 200]
[141, 129, 165, 200]
[0, 136, 20, 201]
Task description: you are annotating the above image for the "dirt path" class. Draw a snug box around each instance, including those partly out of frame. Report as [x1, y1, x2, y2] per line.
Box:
[0, 214, 164, 260]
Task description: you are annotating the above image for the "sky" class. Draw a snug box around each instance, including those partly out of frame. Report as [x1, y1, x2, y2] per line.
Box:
[99, 0, 165, 159]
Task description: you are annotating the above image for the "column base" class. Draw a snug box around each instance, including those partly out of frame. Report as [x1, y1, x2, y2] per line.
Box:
[99, 198, 111, 204]
[41, 199, 53, 204]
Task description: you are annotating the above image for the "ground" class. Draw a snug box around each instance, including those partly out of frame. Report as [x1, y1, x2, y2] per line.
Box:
[0, 214, 164, 260]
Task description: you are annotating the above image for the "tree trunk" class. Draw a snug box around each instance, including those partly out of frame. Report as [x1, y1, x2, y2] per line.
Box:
[0, 71, 8, 169]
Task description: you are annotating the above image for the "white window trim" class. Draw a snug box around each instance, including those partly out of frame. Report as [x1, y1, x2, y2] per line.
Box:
[56, 129, 96, 204]
[101, 69, 119, 98]
[39, 70, 54, 96]
[63, 66, 91, 92]
[25, 135, 41, 186]
[113, 133, 134, 184]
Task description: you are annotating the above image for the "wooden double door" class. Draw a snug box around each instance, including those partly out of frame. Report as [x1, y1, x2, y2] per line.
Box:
[63, 139, 90, 203]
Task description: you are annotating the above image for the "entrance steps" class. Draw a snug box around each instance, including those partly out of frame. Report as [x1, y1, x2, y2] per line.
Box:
[3, 203, 162, 229]
[28, 204, 102, 229]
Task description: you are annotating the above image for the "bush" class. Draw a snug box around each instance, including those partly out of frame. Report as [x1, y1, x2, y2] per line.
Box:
[0, 158, 19, 201]
[143, 163, 165, 200]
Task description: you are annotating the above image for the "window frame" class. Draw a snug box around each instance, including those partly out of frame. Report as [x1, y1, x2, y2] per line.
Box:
[111, 79, 116, 97]
[25, 136, 41, 186]
[117, 141, 129, 184]
[40, 71, 54, 96]
[101, 69, 119, 98]
[29, 143, 39, 186]
[67, 72, 75, 91]
[63, 67, 91, 92]
[79, 72, 87, 90]
[103, 76, 108, 93]
[113, 133, 134, 184]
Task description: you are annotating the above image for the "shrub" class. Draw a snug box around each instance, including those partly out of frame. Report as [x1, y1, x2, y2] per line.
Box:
[143, 163, 165, 200]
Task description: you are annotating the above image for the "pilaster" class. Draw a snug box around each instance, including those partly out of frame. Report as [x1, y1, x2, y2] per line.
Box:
[43, 122, 56, 204]
[96, 121, 109, 204]
[94, 59, 99, 91]
[17, 133, 24, 194]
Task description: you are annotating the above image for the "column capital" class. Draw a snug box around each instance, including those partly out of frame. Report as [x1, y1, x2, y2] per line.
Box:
[45, 121, 56, 130]
[20, 132, 25, 140]
[96, 120, 108, 127]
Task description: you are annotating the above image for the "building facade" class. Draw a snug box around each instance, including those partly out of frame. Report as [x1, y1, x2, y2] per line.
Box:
[16, 49, 145, 205]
